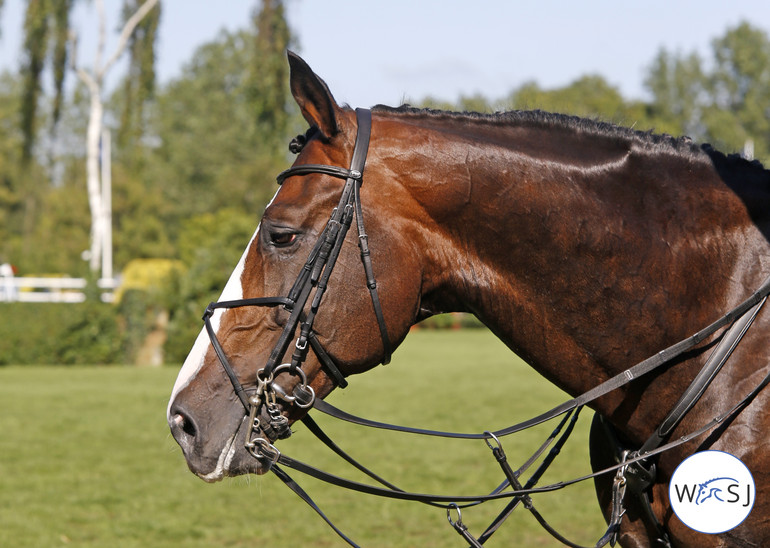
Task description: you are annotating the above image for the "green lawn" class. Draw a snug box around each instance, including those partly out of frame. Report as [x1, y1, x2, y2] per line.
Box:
[0, 329, 607, 547]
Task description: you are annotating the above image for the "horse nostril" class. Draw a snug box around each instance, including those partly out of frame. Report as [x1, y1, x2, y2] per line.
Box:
[170, 410, 197, 439]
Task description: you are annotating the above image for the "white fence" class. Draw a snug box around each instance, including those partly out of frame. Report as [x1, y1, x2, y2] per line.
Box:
[0, 277, 118, 303]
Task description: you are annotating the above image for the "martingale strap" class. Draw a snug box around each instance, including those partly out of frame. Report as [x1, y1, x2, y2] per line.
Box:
[273, 358, 770, 547]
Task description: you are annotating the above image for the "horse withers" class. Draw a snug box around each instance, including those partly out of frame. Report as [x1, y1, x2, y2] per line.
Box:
[169, 52, 770, 547]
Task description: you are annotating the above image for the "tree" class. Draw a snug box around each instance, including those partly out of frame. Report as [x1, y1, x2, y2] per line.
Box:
[117, 0, 161, 153]
[644, 21, 770, 161]
[645, 49, 708, 139]
[148, 8, 299, 231]
[69, 0, 160, 275]
[250, 0, 292, 140]
[706, 22, 770, 158]
[19, 0, 74, 161]
[164, 208, 257, 363]
[18, 0, 161, 277]
[150, 29, 274, 221]
[505, 75, 652, 129]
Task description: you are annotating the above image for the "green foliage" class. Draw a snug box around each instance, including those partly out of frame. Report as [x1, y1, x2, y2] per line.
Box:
[117, 288, 155, 362]
[118, 0, 162, 152]
[645, 21, 770, 161]
[147, 26, 294, 228]
[507, 75, 653, 129]
[250, 0, 292, 137]
[57, 299, 123, 364]
[21, 176, 90, 275]
[19, 0, 74, 160]
[164, 208, 258, 364]
[114, 259, 184, 363]
[0, 301, 121, 365]
[115, 258, 183, 303]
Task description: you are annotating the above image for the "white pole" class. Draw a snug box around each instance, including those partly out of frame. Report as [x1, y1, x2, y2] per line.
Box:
[101, 128, 113, 282]
[743, 139, 755, 161]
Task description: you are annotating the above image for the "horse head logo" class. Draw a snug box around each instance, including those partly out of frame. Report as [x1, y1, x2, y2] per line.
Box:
[696, 477, 739, 505]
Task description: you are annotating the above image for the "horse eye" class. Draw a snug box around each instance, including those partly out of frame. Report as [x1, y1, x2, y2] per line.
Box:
[270, 232, 297, 247]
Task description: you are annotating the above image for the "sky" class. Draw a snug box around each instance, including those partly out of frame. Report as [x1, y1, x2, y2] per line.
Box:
[2, 0, 770, 109]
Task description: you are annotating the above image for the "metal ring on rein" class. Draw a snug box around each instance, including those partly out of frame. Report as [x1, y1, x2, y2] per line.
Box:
[270, 363, 316, 409]
[246, 436, 281, 464]
[245, 364, 316, 464]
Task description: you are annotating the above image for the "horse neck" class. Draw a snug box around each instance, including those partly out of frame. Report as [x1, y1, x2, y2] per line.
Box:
[387, 112, 770, 411]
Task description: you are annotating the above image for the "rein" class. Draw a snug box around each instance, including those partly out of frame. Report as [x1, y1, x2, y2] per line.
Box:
[200, 107, 770, 547]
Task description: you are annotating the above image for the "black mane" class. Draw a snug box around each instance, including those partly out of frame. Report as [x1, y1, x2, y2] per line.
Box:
[371, 103, 766, 172]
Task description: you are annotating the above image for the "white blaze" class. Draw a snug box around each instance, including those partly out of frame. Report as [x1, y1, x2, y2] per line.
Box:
[168, 189, 282, 418]
[167, 226, 261, 417]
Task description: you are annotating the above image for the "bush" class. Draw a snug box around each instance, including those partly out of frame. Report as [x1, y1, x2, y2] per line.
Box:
[0, 301, 122, 365]
[115, 259, 185, 364]
[416, 312, 485, 330]
[57, 300, 123, 364]
[164, 209, 256, 364]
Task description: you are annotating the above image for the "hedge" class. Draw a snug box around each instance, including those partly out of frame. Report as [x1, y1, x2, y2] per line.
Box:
[0, 302, 121, 365]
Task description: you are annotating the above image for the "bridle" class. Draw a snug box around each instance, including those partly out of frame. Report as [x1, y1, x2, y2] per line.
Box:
[202, 108, 391, 457]
[198, 106, 770, 547]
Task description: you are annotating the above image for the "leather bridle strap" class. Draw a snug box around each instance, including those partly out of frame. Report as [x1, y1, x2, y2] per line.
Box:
[203, 297, 293, 411]
[311, 272, 770, 439]
[269, 356, 770, 548]
[271, 465, 361, 548]
[271, 107, 391, 369]
[276, 164, 353, 185]
[274, 360, 770, 502]
[202, 108, 391, 415]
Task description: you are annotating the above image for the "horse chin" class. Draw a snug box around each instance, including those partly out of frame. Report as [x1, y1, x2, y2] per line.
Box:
[194, 444, 269, 482]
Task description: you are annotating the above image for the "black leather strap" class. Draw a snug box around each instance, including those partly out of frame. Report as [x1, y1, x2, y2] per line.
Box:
[271, 465, 361, 547]
[311, 270, 770, 440]
[639, 295, 767, 454]
[203, 108, 388, 417]
[277, 164, 357, 185]
[279, 362, 770, 505]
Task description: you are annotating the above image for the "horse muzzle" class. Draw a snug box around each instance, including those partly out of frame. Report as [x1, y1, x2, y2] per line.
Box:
[169, 402, 276, 480]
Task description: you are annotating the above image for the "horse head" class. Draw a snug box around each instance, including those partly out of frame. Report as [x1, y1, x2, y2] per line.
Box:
[167, 53, 427, 480]
[696, 477, 739, 506]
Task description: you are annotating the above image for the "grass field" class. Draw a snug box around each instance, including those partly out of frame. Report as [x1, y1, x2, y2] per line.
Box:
[0, 329, 607, 547]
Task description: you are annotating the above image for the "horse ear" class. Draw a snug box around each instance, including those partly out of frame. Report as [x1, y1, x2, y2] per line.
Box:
[287, 51, 340, 138]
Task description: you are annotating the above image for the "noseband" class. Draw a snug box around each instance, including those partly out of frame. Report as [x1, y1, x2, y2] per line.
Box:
[202, 108, 391, 458]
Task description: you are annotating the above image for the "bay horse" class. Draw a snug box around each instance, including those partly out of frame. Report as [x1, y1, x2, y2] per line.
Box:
[168, 52, 770, 547]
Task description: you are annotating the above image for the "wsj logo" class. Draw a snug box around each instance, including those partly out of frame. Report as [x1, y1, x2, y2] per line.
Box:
[669, 451, 755, 534]
[673, 476, 752, 507]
